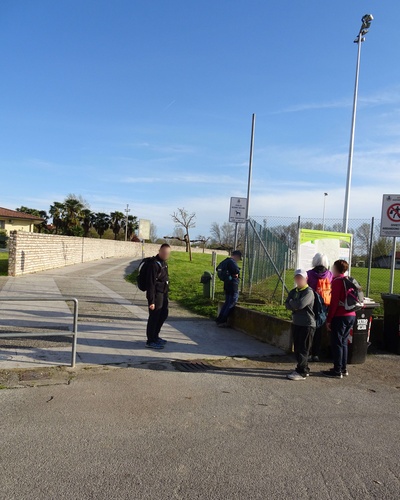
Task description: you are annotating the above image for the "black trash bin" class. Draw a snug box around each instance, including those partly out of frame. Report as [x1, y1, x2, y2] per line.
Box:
[381, 294, 400, 355]
[348, 301, 380, 364]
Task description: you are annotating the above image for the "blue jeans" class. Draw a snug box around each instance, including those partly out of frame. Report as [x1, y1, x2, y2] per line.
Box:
[331, 316, 356, 372]
[217, 290, 239, 324]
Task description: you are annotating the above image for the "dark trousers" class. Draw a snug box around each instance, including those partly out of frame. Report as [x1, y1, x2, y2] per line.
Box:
[331, 316, 355, 372]
[292, 325, 315, 375]
[146, 293, 169, 343]
[216, 290, 239, 324]
[311, 326, 323, 357]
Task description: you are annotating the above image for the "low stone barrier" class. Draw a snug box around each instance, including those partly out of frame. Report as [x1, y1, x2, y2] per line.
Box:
[226, 305, 293, 352]
[225, 304, 383, 355]
[8, 231, 227, 277]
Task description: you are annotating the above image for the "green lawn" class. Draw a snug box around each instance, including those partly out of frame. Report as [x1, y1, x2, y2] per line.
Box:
[126, 251, 227, 318]
[126, 251, 399, 319]
[0, 253, 8, 276]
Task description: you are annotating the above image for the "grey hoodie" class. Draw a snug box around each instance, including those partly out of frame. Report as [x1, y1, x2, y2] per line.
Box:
[285, 286, 316, 327]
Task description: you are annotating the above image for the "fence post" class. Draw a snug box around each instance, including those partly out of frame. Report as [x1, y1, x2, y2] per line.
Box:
[241, 220, 249, 292]
[390, 237, 397, 294]
[366, 216, 374, 297]
[281, 252, 288, 305]
[295, 216, 301, 269]
[211, 251, 217, 300]
[249, 250, 257, 296]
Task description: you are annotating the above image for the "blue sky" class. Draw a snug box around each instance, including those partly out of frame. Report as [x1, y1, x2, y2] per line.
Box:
[1, 1, 399, 237]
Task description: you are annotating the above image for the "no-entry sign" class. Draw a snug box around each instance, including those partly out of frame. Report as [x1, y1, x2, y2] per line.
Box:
[380, 194, 400, 237]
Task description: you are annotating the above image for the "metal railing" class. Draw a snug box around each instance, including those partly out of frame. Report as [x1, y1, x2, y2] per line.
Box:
[0, 297, 78, 367]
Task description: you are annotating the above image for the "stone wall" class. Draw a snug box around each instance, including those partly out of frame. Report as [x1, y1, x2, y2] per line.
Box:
[8, 231, 227, 277]
[226, 304, 293, 352]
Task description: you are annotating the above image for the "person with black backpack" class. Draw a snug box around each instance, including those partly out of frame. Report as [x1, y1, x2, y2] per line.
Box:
[136, 243, 171, 349]
[215, 250, 242, 327]
[322, 259, 362, 379]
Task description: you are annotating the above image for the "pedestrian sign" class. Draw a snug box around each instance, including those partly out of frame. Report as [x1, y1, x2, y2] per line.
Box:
[380, 194, 400, 237]
[229, 197, 247, 223]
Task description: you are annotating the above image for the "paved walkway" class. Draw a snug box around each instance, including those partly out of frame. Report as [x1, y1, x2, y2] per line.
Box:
[0, 257, 283, 368]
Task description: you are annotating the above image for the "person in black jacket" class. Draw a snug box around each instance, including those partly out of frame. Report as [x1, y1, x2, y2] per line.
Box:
[216, 250, 242, 327]
[145, 244, 171, 349]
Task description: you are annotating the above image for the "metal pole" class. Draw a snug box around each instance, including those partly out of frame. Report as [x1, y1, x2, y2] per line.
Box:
[343, 36, 362, 233]
[124, 204, 130, 241]
[245, 113, 256, 221]
[241, 113, 256, 292]
[322, 193, 328, 230]
[211, 251, 217, 300]
[366, 216, 374, 297]
[295, 216, 301, 269]
[281, 251, 288, 305]
[233, 222, 239, 250]
[389, 237, 397, 294]
[71, 298, 79, 368]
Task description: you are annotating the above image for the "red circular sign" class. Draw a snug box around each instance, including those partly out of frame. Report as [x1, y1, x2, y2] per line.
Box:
[387, 204, 400, 222]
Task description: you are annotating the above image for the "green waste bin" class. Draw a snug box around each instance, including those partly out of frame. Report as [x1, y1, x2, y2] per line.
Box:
[200, 271, 212, 299]
[348, 302, 380, 364]
[381, 294, 400, 355]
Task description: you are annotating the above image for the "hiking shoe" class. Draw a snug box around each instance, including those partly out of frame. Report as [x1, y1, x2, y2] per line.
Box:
[145, 342, 165, 350]
[157, 338, 167, 344]
[216, 322, 228, 328]
[311, 356, 320, 362]
[287, 371, 307, 381]
[322, 369, 343, 379]
[342, 369, 349, 377]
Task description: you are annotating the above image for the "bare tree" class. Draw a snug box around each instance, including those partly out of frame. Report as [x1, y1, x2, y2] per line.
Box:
[210, 222, 235, 252]
[171, 208, 196, 261]
[196, 235, 210, 253]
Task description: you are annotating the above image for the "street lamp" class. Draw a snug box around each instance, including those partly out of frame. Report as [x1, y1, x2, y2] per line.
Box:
[342, 14, 374, 234]
[322, 192, 328, 230]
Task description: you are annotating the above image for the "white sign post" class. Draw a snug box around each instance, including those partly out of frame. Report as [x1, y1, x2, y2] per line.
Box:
[380, 194, 400, 293]
[229, 197, 247, 250]
[229, 197, 247, 223]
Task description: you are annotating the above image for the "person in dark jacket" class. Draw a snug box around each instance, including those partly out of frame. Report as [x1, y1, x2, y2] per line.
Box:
[216, 250, 241, 327]
[307, 253, 333, 361]
[145, 243, 171, 349]
[285, 269, 316, 380]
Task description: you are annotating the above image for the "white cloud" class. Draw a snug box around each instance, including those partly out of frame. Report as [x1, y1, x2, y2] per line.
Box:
[273, 86, 400, 114]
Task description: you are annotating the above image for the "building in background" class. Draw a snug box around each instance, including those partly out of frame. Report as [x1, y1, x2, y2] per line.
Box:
[0, 207, 44, 235]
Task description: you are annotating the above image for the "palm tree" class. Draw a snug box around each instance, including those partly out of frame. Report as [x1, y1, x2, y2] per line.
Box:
[81, 209, 95, 237]
[110, 211, 125, 240]
[49, 202, 66, 234]
[64, 197, 85, 235]
[126, 215, 139, 241]
[93, 213, 110, 238]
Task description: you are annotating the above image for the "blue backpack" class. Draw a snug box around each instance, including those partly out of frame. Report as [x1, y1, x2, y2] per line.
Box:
[313, 291, 328, 329]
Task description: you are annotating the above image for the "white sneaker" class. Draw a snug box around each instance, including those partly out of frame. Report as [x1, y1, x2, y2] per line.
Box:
[287, 371, 306, 381]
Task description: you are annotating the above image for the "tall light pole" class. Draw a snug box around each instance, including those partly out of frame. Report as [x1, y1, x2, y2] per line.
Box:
[124, 204, 130, 241]
[322, 192, 328, 230]
[343, 14, 373, 234]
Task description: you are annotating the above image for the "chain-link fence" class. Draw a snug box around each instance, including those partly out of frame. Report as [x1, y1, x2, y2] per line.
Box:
[242, 216, 400, 306]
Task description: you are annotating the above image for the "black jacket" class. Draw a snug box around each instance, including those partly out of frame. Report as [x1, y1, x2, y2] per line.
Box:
[146, 255, 169, 305]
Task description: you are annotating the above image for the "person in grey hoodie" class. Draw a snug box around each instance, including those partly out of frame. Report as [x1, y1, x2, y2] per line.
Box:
[285, 269, 316, 381]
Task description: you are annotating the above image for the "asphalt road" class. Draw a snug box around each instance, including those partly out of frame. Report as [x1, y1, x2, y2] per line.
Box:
[1, 355, 399, 500]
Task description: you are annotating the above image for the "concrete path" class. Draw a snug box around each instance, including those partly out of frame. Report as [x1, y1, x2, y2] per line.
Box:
[0, 257, 283, 368]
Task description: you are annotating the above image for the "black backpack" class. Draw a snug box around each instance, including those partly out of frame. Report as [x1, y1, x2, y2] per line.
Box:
[217, 258, 231, 282]
[136, 257, 162, 292]
[313, 291, 328, 329]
